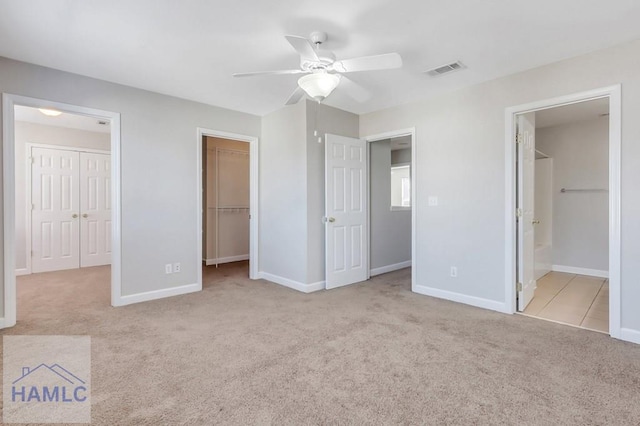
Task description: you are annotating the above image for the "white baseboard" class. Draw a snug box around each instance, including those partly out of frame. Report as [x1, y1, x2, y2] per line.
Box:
[413, 284, 510, 314]
[114, 282, 201, 307]
[257, 272, 324, 293]
[204, 254, 249, 266]
[552, 265, 609, 279]
[0, 315, 16, 329]
[619, 328, 640, 345]
[370, 260, 411, 277]
[15, 268, 29, 276]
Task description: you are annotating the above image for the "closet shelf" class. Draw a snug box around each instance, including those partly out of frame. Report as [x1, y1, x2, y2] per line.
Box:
[560, 188, 608, 193]
[208, 206, 249, 209]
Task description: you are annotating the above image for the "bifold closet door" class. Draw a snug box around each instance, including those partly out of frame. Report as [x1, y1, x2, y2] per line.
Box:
[31, 148, 81, 273]
[79, 152, 111, 267]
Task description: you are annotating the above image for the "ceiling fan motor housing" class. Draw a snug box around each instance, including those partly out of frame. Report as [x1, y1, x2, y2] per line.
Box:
[309, 31, 328, 45]
[301, 50, 336, 71]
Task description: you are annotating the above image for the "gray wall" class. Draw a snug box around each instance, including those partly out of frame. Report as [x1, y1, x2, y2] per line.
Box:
[370, 141, 411, 270]
[537, 117, 609, 271]
[259, 101, 308, 283]
[0, 56, 260, 316]
[260, 100, 358, 286]
[14, 121, 111, 272]
[360, 39, 640, 334]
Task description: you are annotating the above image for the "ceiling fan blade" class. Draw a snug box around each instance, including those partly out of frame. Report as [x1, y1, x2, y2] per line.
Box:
[233, 69, 305, 77]
[285, 86, 306, 105]
[285, 35, 319, 62]
[332, 52, 402, 73]
[339, 76, 372, 103]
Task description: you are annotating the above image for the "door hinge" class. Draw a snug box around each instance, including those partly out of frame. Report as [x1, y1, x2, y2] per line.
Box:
[516, 133, 523, 144]
[516, 208, 523, 218]
[31, 203, 35, 211]
[517, 282, 523, 292]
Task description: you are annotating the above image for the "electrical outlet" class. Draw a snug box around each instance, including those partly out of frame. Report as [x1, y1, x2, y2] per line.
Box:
[174, 263, 181, 273]
[450, 266, 458, 278]
[428, 196, 439, 206]
[165, 264, 172, 274]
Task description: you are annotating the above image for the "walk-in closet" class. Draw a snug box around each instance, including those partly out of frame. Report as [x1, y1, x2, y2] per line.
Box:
[203, 137, 250, 266]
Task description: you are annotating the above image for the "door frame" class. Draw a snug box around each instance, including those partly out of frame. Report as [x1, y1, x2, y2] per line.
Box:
[364, 127, 416, 289]
[2, 93, 122, 328]
[504, 85, 621, 338]
[196, 128, 259, 280]
[22, 143, 110, 276]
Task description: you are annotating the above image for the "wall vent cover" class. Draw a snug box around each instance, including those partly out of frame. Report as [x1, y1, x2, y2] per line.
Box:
[425, 61, 465, 77]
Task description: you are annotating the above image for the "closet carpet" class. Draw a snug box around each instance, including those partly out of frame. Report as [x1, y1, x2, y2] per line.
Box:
[4, 263, 640, 425]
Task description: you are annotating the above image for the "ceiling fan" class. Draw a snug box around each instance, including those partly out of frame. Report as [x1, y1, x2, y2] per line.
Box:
[233, 31, 402, 105]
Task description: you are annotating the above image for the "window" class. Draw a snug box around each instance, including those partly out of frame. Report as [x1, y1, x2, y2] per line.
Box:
[390, 164, 410, 210]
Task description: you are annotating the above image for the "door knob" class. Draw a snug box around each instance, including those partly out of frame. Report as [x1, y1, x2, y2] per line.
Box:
[532, 220, 540, 225]
[328, 217, 336, 223]
[72, 214, 78, 219]
[82, 214, 88, 218]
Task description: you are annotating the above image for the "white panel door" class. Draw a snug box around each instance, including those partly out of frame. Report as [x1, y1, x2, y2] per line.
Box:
[325, 134, 367, 289]
[31, 148, 80, 273]
[517, 113, 536, 311]
[80, 152, 112, 267]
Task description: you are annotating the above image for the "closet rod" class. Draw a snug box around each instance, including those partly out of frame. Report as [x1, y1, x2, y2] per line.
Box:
[560, 188, 608, 193]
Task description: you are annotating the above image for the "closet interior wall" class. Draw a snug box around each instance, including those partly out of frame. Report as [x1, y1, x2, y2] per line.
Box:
[203, 136, 250, 266]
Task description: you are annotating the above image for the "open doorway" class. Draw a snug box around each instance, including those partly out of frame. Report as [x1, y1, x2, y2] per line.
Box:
[507, 87, 621, 337]
[197, 129, 259, 286]
[368, 135, 412, 279]
[323, 129, 415, 290]
[15, 106, 112, 275]
[202, 136, 250, 276]
[365, 129, 415, 290]
[2, 94, 122, 328]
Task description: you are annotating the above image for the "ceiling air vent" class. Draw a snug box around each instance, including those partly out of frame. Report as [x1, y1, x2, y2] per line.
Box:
[425, 61, 465, 77]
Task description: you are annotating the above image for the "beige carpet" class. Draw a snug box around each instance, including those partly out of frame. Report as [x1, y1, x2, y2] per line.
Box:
[3, 263, 640, 425]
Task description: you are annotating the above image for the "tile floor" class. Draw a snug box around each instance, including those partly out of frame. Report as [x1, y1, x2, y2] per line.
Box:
[523, 271, 609, 333]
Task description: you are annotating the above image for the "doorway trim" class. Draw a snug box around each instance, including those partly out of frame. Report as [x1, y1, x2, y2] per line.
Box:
[364, 127, 416, 290]
[21, 143, 110, 276]
[504, 85, 621, 339]
[196, 128, 259, 280]
[2, 93, 122, 328]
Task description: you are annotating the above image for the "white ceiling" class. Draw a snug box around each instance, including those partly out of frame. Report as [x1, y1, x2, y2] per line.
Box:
[1, 1, 639, 116]
[14, 105, 111, 133]
[535, 97, 609, 129]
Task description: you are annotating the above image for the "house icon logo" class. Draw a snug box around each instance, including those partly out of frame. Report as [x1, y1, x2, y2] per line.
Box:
[3, 335, 91, 423]
[11, 364, 88, 403]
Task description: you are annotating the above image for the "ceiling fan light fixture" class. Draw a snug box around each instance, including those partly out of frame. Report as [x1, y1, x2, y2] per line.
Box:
[38, 108, 62, 117]
[297, 72, 340, 101]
